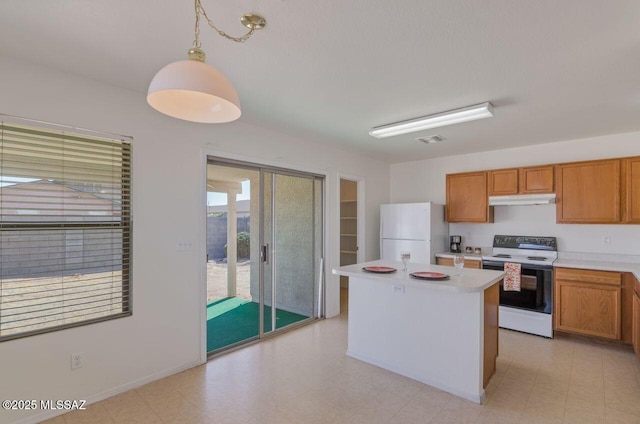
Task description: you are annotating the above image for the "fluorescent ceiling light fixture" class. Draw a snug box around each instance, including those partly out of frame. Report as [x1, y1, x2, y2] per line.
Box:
[369, 102, 494, 138]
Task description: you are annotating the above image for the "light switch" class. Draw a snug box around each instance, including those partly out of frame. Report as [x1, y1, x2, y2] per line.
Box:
[176, 240, 193, 251]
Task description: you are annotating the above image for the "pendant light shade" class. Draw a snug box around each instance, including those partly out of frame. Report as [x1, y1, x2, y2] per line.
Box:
[147, 57, 241, 123]
[146, 1, 265, 124]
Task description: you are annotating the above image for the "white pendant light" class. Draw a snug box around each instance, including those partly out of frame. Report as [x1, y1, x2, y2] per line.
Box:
[147, 48, 241, 123]
[147, 1, 265, 123]
[369, 102, 494, 138]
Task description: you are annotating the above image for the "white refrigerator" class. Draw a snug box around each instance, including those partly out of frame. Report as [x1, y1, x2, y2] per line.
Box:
[380, 202, 448, 264]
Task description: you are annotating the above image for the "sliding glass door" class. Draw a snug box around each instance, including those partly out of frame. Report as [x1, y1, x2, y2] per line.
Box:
[206, 159, 323, 353]
[206, 164, 260, 352]
[262, 172, 322, 334]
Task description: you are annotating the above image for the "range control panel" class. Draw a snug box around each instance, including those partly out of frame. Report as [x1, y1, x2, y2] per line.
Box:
[492, 235, 557, 251]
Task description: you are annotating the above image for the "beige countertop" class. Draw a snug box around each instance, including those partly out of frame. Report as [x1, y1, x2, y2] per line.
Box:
[435, 252, 485, 261]
[554, 258, 640, 280]
[333, 260, 505, 293]
[437, 250, 640, 280]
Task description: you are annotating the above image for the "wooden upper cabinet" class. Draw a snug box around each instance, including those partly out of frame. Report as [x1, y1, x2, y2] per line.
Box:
[556, 159, 622, 223]
[489, 169, 519, 196]
[520, 165, 554, 194]
[446, 172, 493, 223]
[489, 165, 554, 196]
[625, 156, 640, 223]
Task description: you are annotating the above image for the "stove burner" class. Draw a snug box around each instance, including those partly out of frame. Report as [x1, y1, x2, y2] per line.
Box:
[527, 256, 547, 261]
[493, 254, 512, 258]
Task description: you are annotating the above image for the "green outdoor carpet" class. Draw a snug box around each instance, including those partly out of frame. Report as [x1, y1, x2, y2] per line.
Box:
[207, 297, 309, 352]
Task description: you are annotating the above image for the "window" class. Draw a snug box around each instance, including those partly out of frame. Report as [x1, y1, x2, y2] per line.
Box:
[0, 121, 132, 341]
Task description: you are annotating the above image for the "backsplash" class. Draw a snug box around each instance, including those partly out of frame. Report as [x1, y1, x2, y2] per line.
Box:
[449, 204, 640, 255]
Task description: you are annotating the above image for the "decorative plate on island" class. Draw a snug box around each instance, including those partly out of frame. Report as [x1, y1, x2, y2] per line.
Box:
[410, 272, 450, 280]
[362, 266, 397, 273]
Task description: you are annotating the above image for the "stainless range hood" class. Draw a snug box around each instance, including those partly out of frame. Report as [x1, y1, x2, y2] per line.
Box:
[489, 193, 556, 206]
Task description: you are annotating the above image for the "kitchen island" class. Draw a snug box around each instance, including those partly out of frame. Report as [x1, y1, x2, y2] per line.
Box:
[333, 260, 505, 404]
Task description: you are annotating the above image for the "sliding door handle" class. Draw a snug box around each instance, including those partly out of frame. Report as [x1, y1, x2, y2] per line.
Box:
[261, 244, 269, 263]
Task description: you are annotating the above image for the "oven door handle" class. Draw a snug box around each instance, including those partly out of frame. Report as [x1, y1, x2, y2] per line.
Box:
[482, 260, 553, 271]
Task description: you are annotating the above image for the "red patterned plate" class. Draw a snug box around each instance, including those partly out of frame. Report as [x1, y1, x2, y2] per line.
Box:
[410, 272, 450, 280]
[362, 266, 397, 273]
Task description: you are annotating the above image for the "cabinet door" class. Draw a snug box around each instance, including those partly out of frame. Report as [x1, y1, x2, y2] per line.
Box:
[555, 280, 622, 340]
[483, 282, 499, 388]
[633, 292, 640, 359]
[625, 157, 640, 223]
[436, 257, 454, 267]
[489, 169, 519, 196]
[446, 172, 493, 223]
[556, 159, 621, 223]
[520, 165, 554, 194]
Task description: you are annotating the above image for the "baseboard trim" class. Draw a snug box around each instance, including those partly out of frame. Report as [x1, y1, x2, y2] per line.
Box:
[9, 359, 204, 424]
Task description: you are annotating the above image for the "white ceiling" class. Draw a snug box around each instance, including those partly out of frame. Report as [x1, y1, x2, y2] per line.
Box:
[2, 1, 639, 163]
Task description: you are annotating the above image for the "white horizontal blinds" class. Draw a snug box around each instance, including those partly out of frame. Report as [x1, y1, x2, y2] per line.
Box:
[0, 123, 132, 341]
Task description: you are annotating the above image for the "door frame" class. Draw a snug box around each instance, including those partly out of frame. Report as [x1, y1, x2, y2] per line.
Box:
[336, 173, 365, 312]
[338, 175, 366, 265]
[200, 149, 328, 362]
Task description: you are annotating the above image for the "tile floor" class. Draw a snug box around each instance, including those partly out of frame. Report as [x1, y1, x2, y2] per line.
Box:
[41, 288, 640, 424]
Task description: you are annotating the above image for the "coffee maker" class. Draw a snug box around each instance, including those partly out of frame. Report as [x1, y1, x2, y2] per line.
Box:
[450, 235, 462, 253]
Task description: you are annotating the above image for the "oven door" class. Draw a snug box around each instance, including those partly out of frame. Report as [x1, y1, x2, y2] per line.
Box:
[482, 260, 552, 314]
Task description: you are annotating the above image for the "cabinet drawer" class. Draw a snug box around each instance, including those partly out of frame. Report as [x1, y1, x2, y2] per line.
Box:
[555, 267, 622, 286]
[436, 257, 482, 269]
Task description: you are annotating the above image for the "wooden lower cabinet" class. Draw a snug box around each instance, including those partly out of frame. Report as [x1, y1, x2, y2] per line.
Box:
[554, 268, 622, 340]
[436, 257, 482, 269]
[634, 291, 640, 361]
[633, 273, 640, 361]
[484, 282, 499, 388]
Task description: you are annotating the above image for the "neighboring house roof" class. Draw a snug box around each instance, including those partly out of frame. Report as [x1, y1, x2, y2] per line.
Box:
[0, 179, 121, 217]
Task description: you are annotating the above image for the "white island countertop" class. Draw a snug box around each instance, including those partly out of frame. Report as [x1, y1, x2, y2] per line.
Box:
[334, 259, 505, 404]
[333, 260, 505, 293]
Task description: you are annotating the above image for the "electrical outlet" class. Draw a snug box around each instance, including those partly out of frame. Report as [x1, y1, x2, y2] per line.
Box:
[392, 284, 405, 294]
[71, 352, 83, 370]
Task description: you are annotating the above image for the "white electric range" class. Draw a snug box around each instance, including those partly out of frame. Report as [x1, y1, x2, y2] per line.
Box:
[481, 235, 557, 338]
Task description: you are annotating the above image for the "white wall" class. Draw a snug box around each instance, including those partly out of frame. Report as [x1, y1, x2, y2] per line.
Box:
[390, 133, 640, 255]
[0, 56, 389, 424]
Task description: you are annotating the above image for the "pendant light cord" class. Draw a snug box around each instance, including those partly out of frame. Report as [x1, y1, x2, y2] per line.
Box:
[194, 0, 257, 48]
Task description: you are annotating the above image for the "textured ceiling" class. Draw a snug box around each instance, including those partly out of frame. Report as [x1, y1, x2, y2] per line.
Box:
[1, 1, 639, 163]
